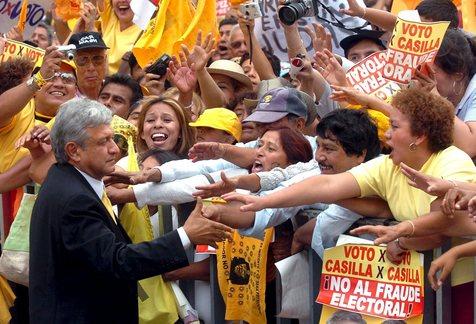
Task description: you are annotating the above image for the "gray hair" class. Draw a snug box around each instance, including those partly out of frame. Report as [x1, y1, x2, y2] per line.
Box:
[51, 98, 112, 163]
[36, 23, 54, 46]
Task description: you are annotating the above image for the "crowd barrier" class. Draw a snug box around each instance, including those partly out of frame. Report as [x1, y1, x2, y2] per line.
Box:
[0, 196, 474, 323]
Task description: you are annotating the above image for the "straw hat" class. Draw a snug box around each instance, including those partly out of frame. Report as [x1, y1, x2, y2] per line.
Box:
[207, 59, 253, 89]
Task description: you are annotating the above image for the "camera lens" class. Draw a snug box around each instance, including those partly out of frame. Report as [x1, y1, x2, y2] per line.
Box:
[67, 52, 74, 60]
[278, 2, 309, 25]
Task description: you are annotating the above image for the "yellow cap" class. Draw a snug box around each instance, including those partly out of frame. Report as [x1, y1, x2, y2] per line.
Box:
[189, 108, 242, 142]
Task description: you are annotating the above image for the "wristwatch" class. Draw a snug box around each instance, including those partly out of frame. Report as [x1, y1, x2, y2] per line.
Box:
[26, 76, 40, 92]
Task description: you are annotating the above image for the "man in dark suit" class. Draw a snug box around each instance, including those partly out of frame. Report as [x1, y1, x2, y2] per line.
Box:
[29, 98, 232, 323]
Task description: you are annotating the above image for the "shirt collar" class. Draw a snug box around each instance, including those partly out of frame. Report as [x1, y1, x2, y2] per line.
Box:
[75, 167, 104, 199]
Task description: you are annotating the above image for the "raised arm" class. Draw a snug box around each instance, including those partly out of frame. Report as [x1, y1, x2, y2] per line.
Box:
[238, 13, 276, 80]
[341, 0, 397, 31]
[0, 47, 63, 128]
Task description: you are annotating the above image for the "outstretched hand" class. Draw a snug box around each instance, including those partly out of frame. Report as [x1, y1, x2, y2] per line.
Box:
[400, 162, 452, 197]
[188, 142, 227, 162]
[428, 249, 458, 290]
[221, 191, 266, 212]
[181, 30, 216, 72]
[314, 49, 348, 87]
[167, 54, 197, 94]
[350, 224, 402, 245]
[193, 171, 238, 198]
[183, 197, 233, 248]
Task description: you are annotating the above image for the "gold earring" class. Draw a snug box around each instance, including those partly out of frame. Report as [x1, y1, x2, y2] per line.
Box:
[409, 142, 417, 151]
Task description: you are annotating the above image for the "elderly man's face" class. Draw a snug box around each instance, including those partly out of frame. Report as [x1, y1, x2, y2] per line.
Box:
[74, 48, 107, 94]
[30, 26, 50, 49]
[228, 28, 247, 58]
[74, 124, 119, 179]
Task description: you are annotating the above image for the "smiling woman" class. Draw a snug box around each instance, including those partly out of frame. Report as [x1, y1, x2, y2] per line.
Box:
[137, 96, 196, 158]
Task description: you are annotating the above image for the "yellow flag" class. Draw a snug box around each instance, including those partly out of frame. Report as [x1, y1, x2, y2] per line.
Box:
[133, 0, 218, 68]
[16, 0, 29, 34]
[217, 229, 274, 324]
[118, 137, 178, 324]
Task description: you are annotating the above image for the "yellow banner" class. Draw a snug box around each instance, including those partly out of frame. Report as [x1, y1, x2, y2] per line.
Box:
[0, 38, 44, 65]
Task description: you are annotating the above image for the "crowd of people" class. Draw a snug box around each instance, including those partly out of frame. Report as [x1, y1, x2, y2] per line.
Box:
[0, 0, 475, 323]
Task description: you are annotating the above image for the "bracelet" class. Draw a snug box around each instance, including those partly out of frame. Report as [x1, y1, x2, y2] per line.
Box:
[360, 7, 367, 19]
[395, 238, 408, 251]
[403, 220, 415, 237]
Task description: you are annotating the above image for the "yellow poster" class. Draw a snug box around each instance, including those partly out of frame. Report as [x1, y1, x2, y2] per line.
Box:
[317, 244, 424, 323]
[0, 38, 44, 65]
[217, 229, 273, 324]
[385, 18, 449, 84]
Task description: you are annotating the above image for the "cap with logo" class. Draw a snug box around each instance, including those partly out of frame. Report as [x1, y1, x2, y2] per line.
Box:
[68, 32, 109, 51]
[243, 87, 308, 124]
[189, 108, 242, 142]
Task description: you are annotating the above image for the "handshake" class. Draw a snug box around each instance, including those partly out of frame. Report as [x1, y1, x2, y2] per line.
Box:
[182, 197, 233, 248]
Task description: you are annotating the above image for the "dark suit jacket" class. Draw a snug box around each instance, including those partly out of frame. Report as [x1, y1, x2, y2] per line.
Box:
[29, 163, 189, 324]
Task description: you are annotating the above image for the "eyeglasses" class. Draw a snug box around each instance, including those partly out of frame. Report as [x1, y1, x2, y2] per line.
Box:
[74, 55, 106, 67]
[48, 72, 77, 85]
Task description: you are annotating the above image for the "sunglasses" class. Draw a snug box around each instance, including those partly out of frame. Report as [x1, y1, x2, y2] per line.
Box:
[74, 55, 106, 67]
[49, 72, 77, 85]
[230, 40, 245, 49]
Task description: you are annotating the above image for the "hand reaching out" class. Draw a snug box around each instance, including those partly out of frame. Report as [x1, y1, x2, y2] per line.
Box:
[193, 171, 238, 198]
[304, 23, 333, 53]
[340, 0, 366, 18]
[15, 125, 51, 158]
[167, 54, 197, 94]
[314, 49, 348, 87]
[183, 198, 233, 248]
[188, 142, 227, 162]
[181, 30, 216, 72]
[221, 191, 266, 212]
[399, 162, 453, 197]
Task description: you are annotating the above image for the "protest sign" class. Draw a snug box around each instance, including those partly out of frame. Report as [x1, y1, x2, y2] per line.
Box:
[385, 17, 449, 84]
[0, 38, 44, 64]
[0, 0, 50, 38]
[345, 51, 401, 102]
[254, 0, 369, 60]
[317, 244, 424, 323]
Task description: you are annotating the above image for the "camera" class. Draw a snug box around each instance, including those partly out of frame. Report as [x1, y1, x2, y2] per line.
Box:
[57, 44, 76, 60]
[239, 2, 262, 20]
[278, 0, 315, 25]
[145, 54, 172, 76]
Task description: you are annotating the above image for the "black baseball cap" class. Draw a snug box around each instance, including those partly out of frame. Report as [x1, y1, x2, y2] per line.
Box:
[68, 32, 109, 50]
[340, 34, 386, 58]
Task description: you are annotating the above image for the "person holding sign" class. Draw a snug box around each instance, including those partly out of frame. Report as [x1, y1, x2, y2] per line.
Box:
[223, 87, 476, 259]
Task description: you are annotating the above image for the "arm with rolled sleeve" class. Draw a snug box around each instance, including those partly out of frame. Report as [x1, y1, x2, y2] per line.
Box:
[257, 160, 320, 192]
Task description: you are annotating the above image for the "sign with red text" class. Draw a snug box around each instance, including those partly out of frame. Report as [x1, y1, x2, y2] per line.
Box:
[385, 17, 449, 84]
[0, 38, 44, 64]
[0, 0, 50, 38]
[317, 244, 424, 322]
[345, 51, 401, 102]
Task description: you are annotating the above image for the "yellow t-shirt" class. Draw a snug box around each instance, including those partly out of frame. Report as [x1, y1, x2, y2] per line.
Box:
[349, 146, 476, 221]
[349, 146, 476, 286]
[0, 101, 36, 173]
[100, 0, 141, 74]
